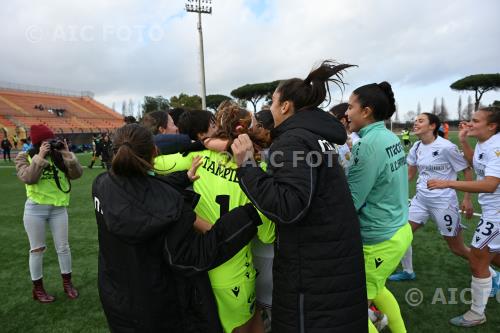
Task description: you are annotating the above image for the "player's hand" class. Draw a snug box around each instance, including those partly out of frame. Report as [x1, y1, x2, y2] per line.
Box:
[193, 215, 213, 234]
[427, 179, 450, 190]
[38, 142, 51, 158]
[231, 134, 255, 167]
[458, 121, 471, 142]
[461, 198, 474, 219]
[187, 155, 203, 182]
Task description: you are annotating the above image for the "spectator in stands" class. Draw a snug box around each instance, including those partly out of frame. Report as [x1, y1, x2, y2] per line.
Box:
[15, 124, 83, 303]
[1, 135, 12, 161]
[93, 123, 264, 332]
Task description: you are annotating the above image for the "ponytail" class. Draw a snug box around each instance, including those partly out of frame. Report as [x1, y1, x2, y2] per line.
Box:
[111, 124, 155, 177]
[277, 60, 356, 111]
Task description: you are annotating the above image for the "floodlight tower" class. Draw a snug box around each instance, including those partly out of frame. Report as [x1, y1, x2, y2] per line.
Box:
[185, 0, 212, 110]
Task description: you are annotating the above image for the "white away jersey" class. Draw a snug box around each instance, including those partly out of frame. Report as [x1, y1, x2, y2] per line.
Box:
[408, 136, 468, 201]
[349, 132, 360, 146]
[473, 133, 500, 220]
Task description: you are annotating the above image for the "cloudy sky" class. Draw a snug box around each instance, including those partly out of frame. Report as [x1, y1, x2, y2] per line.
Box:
[1, 0, 499, 120]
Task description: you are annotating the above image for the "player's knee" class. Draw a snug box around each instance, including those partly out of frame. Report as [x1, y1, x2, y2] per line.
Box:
[55, 243, 70, 255]
[31, 246, 46, 253]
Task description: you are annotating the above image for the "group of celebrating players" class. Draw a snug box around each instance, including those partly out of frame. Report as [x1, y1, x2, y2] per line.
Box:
[93, 60, 499, 332]
[17, 58, 499, 333]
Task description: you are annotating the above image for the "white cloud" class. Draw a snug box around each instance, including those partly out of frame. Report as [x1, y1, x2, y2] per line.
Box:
[0, 0, 498, 117]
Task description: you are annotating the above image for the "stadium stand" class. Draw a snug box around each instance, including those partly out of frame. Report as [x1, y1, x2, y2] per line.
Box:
[0, 83, 123, 144]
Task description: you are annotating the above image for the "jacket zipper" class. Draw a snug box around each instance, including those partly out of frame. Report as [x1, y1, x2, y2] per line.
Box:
[299, 293, 305, 333]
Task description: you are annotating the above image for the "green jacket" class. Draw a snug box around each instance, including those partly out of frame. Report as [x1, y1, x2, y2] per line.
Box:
[348, 121, 408, 245]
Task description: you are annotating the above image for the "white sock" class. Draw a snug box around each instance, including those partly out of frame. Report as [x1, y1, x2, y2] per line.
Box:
[488, 266, 497, 278]
[368, 308, 376, 322]
[470, 275, 491, 316]
[401, 245, 414, 274]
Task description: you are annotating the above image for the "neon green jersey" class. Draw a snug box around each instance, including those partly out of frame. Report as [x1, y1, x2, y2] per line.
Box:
[26, 155, 70, 207]
[154, 150, 275, 288]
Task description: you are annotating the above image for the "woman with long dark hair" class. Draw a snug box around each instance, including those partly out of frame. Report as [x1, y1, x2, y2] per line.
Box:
[231, 60, 367, 333]
[15, 124, 82, 303]
[345, 82, 412, 333]
[93, 123, 264, 332]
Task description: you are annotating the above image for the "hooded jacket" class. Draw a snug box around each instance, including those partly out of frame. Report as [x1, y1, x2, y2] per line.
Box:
[236, 108, 367, 333]
[92, 171, 262, 333]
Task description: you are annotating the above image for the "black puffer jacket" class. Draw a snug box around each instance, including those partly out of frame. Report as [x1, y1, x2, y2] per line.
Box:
[92, 172, 262, 333]
[237, 108, 367, 333]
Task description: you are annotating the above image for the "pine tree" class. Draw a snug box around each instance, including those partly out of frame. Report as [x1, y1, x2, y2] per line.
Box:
[457, 96, 462, 120]
[128, 99, 134, 117]
[466, 95, 473, 120]
[440, 97, 448, 121]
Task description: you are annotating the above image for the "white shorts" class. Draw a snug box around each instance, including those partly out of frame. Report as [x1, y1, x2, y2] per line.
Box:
[409, 195, 461, 237]
[471, 217, 500, 253]
[253, 255, 273, 308]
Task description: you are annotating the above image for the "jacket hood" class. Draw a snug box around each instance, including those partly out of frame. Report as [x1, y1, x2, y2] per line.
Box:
[271, 107, 347, 144]
[94, 173, 183, 243]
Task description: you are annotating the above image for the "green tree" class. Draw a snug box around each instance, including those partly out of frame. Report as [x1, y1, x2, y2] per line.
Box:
[142, 96, 170, 114]
[492, 100, 500, 107]
[206, 94, 232, 111]
[169, 93, 202, 109]
[231, 80, 280, 112]
[450, 74, 500, 110]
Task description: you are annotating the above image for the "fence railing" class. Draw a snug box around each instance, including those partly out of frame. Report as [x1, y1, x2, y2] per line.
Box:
[0, 81, 94, 98]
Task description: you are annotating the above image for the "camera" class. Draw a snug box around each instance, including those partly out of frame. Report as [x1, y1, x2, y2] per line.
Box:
[48, 139, 65, 150]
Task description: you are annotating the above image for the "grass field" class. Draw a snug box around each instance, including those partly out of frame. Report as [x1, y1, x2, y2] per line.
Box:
[1, 133, 499, 332]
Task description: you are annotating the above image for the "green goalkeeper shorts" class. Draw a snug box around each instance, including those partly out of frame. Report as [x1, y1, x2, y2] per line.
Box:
[364, 223, 413, 299]
[213, 278, 256, 333]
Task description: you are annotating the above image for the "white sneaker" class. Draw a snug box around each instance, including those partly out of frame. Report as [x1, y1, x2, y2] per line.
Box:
[449, 310, 486, 327]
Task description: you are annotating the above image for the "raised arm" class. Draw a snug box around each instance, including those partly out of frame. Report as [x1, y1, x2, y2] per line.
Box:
[232, 134, 317, 224]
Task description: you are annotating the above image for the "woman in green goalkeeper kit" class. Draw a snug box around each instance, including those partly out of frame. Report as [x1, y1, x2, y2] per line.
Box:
[346, 82, 412, 333]
[154, 104, 275, 333]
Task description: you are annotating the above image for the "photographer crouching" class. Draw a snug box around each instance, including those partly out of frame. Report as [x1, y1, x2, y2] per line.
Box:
[15, 124, 83, 303]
